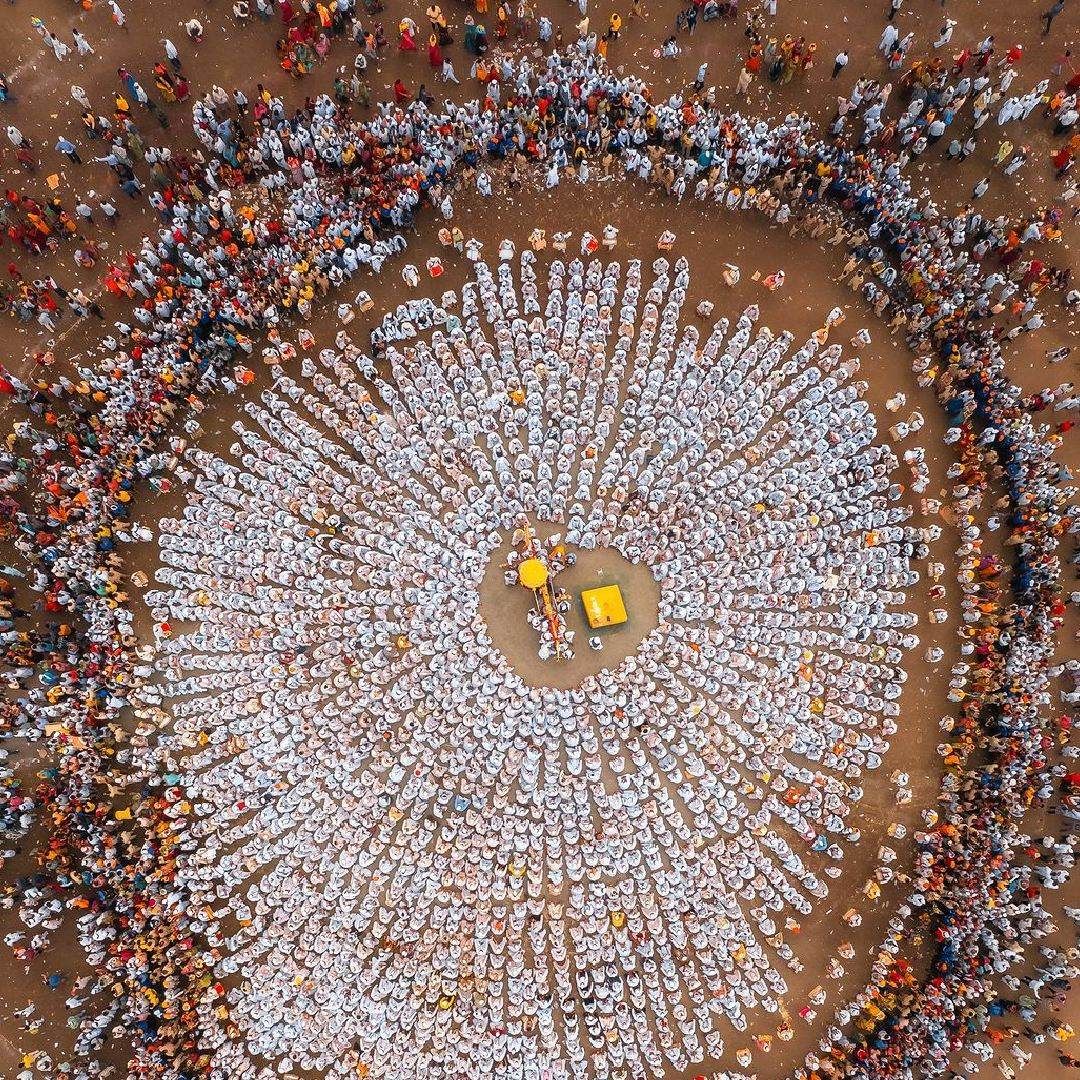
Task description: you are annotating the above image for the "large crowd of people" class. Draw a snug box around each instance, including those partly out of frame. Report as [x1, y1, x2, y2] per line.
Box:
[141, 253, 921, 1078]
[0, 3, 1076, 1078]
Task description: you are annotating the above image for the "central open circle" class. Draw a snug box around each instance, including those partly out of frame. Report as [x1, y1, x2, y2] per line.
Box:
[478, 522, 661, 689]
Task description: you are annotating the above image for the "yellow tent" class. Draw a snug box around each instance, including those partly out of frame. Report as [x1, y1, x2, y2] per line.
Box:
[582, 585, 627, 628]
[518, 558, 549, 590]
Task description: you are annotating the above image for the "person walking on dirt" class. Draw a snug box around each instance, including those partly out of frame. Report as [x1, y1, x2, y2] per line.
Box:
[1043, 1, 1066, 36]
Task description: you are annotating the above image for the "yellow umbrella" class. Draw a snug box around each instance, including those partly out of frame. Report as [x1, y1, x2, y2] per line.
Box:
[518, 558, 549, 590]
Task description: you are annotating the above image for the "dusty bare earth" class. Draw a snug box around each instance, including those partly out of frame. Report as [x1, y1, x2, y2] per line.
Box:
[0, 0, 1077, 1077]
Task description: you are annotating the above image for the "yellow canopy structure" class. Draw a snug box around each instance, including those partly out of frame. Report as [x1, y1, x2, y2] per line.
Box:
[518, 558, 550, 590]
[582, 585, 627, 629]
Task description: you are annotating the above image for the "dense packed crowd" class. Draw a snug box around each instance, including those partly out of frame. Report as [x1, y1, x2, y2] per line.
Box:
[0, 6, 1076, 1078]
[141, 252, 920, 1078]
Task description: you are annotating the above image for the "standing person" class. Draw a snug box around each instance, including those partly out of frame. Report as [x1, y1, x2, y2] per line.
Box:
[162, 38, 182, 71]
[832, 50, 849, 78]
[1003, 146, 1030, 175]
[1054, 102, 1078, 134]
[932, 19, 957, 49]
[888, 0, 902, 22]
[1043, 1, 1065, 35]
[54, 136, 82, 164]
[72, 29, 94, 56]
[44, 31, 70, 61]
[108, 0, 127, 29]
[879, 23, 898, 55]
[974, 34, 995, 69]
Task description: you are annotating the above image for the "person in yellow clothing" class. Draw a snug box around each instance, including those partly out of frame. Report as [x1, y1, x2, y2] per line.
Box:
[607, 12, 622, 39]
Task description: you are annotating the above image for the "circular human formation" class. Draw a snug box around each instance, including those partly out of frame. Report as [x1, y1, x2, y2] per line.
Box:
[0, 31, 1073, 1080]
[143, 254, 920, 1078]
